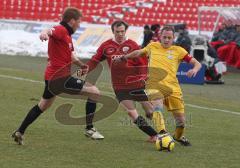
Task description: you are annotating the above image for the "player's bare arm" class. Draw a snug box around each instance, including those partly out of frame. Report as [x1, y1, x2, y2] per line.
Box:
[115, 49, 144, 62]
[71, 53, 85, 66]
[186, 57, 202, 78]
[124, 49, 145, 59]
[71, 53, 89, 75]
[39, 28, 52, 41]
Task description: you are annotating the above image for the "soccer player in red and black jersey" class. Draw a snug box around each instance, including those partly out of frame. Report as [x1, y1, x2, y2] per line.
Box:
[12, 7, 104, 145]
[86, 20, 159, 139]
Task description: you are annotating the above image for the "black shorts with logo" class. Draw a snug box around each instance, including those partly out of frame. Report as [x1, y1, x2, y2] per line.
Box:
[114, 88, 148, 102]
[42, 76, 85, 99]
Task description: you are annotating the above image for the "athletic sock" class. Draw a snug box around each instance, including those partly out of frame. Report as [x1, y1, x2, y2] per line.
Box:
[85, 99, 96, 130]
[134, 116, 158, 136]
[174, 126, 185, 140]
[152, 106, 166, 132]
[17, 105, 42, 134]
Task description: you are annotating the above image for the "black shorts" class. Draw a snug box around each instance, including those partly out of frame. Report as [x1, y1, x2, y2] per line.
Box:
[114, 88, 148, 102]
[42, 76, 85, 99]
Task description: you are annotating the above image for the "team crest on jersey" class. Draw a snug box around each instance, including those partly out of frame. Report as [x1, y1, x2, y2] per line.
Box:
[122, 46, 130, 53]
[167, 50, 173, 60]
[105, 47, 116, 55]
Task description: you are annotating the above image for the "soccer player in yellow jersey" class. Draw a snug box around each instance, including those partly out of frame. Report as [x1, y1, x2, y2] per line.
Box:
[117, 26, 201, 146]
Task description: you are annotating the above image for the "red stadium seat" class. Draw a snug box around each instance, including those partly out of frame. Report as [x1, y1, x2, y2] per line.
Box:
[0, 0, 239, 30]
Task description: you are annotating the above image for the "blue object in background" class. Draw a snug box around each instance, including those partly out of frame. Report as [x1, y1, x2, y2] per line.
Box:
[177, 62, 205, 85]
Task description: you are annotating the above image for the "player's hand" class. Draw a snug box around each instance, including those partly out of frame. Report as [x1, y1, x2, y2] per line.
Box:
[39, 33, 49, 41]
[77, 64, 89, 77]
[81, 64, 89, 75]
[186, 69, 198, 78]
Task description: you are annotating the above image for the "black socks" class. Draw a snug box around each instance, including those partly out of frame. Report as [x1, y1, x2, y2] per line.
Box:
[85, 99, 96, 130]
[18, 105, 42, 134]
[134, 116, 158, 136]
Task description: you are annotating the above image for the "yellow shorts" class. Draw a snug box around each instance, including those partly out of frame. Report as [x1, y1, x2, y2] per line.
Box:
[164, 93, 185, 113]
[145, 88, 185, 113]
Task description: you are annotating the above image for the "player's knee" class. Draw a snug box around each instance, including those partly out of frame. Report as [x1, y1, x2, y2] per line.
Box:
[38, 98, 54, 112]
[94, 87, 100, 96]
[88, 86, 100, 100]
[175, 117, 185, 128]
[38, 102, 50, 112]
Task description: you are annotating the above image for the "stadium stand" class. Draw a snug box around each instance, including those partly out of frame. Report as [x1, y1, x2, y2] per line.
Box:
[0, 0, 240, 30]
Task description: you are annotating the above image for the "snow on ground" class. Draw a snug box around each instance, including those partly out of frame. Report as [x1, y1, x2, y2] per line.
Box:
[0, 29, 96, 58]
[0, 30, 48, 57]
[0, 20, 211, 58]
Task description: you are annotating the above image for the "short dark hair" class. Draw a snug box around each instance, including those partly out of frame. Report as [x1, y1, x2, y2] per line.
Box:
[111, 20, 129, 32]
[62, 7, 82, 23]
[144, 25, 150, 30]
[151, 24, 160, 31]
[160, 26, 175, 34]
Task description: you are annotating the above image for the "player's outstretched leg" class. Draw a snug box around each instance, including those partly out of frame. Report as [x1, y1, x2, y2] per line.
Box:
[12, 97, 55, 145]
[12, 104, 43, 145]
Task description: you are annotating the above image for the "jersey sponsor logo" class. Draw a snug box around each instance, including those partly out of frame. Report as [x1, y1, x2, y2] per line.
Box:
[111, 55, 124, 61]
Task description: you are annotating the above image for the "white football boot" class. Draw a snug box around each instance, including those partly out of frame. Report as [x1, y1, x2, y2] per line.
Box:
[85, 127, 104, 140]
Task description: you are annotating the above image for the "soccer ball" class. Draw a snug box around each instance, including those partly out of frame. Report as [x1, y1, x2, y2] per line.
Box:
[155, 133, 175, 152]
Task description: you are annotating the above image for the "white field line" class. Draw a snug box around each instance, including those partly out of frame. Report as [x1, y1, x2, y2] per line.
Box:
[0, 74, 43, 84]
[185, 104, 240, 116]
[0, 74, 239, 116]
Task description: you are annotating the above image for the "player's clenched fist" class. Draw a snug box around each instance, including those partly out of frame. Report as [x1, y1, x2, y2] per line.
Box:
[39, 29, 52, 41]
[39, 33, 49, 41]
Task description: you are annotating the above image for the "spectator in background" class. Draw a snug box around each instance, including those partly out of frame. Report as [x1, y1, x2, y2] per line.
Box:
[232, 24, 240, 45]
[216, 24, 240, 68]
[150, 24, 161, 42]
[211, 22, 227, 42]
[141, 25, 153, 48]
[211, 21, 236, 49]
[175, 26, 192, 53]
[142, 24, 161, 48]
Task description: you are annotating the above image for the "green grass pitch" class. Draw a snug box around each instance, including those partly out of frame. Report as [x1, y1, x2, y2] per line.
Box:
[0, 54, 239, 168]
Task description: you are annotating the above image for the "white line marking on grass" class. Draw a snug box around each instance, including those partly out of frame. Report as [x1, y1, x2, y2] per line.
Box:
[185, 104, 240, 116]
[1, 74, 240, 115]
[0, 74, 43, 84]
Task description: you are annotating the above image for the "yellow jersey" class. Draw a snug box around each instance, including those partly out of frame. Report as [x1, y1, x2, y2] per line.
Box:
[141, 42, 188, 97]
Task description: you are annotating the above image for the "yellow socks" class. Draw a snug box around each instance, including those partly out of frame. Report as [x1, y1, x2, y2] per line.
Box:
[152, 108, 166, 133]
[174, 126, 184, 140]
